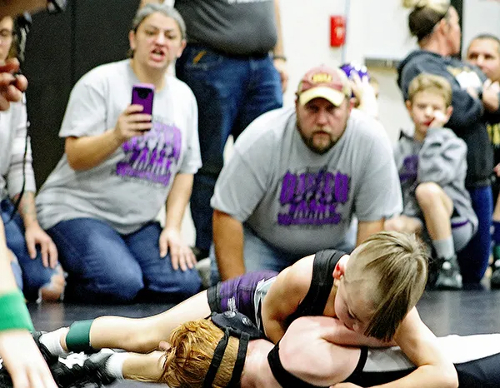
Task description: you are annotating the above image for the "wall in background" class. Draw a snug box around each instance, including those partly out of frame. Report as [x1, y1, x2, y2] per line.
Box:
[22, 0, 500, 245]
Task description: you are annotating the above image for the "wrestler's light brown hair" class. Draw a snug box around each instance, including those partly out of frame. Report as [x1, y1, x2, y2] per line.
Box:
[161, 319, 239, 388]
[345, 231, 428, 341]
[407, 73, 452, 107]
[402, 0, 452, 42]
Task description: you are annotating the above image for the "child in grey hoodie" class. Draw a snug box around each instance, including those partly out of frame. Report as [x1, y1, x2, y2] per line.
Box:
[386, 73, 478, 290]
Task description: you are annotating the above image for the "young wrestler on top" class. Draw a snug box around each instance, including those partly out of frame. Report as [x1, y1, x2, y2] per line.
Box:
[38, 231, 457, 387]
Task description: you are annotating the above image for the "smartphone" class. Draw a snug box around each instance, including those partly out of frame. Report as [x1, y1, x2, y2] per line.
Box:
[131, 83, 155, 116]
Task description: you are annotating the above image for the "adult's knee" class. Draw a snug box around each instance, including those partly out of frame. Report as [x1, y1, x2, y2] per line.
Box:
[103, 271, 144, 303]
[150, 268, 201, 299]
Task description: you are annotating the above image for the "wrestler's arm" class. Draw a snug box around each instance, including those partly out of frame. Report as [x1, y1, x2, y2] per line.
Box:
[261, 256, 314, 343]
[322, 318, 396, 348]
[370, 307, 458, 388]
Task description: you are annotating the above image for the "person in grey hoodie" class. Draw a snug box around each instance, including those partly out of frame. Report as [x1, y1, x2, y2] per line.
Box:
[386, 74, 478, 290]
[398, 0, 500, 288]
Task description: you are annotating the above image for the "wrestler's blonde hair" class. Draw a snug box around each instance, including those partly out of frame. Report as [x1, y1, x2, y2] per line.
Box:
[345, 231, 428, 341]
[407, 73, 452, 106]
[161, 319, 238, 388]
[402, 0, 453, 42]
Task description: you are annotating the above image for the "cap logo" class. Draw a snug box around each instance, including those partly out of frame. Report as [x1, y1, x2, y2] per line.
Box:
[311, 73, 332, 84]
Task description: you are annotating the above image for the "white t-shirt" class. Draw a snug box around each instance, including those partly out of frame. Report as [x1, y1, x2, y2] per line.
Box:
[211, 107, 402, 255]
[36, 60, 201, 234]
[0, 98, 36, 201]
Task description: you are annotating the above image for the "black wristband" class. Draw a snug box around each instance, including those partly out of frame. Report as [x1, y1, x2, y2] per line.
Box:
[273, 55, 287, 61]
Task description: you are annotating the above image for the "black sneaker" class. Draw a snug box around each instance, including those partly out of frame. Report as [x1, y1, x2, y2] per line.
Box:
[32, 331, 59, 365]
[434, 256, 463, 290]
[0, 365, 13, 388]
[491, 259, 500, 289]
[50, 351, 116, 388]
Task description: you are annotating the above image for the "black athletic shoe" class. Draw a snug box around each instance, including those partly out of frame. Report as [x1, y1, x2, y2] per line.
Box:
[0, 365, 13, 388]
[32, 331, 59, 365]
[50, 351, 116, 388]
[491, 260, 500, 289]
[434, 256, 463, 290]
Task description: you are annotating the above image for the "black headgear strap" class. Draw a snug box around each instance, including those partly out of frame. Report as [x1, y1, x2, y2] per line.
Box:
[203, 312, 260, 388]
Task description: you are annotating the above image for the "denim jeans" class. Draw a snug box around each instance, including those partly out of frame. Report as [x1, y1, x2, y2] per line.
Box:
[457, 185, 493, 285]
[47, 218, 201, 304]
[1, 199, 59, 301]
[176, 45, 283, 252]
[210, 225, 354, 285]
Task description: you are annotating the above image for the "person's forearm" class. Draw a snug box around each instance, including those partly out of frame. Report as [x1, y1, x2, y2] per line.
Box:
[370, 365, 458, 388]
[213, 210, 245, 280]
[0, 219, 17, 293]
[12, 191, 38, 228]
[356, 219, 384, 246]
[123, 351, 164, 382]
[273, 0, 285, 58]
[164, 174, 193, 230]
[65, 130, 123, 171]
[0, 0, 46, 17]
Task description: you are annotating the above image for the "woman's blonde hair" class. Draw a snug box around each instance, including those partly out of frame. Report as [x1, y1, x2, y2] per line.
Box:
[161, 319, 239, 388]
[346, 231, 428, 341]
[402, 0, 452, 41]
[407, 73, 452, 106]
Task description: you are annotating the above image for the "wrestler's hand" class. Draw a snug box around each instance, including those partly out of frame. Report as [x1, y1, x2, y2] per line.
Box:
[0, 330, 58, 388]
[330, 383, 363, 388]
[159, 227, 196, 271]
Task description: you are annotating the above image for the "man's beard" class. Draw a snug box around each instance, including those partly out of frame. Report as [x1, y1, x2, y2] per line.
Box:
[299, 130, 336, 155]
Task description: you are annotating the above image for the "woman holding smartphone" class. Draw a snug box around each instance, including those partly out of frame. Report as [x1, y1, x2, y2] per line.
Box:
[36, 4, 202, 304]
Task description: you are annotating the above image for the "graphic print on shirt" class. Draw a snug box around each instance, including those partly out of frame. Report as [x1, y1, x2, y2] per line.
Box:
[278, 168, 350, 226]
[116, 120, 181, 186]
[399, 155, 418, 183]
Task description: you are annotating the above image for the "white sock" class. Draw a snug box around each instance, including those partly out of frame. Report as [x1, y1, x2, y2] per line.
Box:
[40, 329, 68, 357]
[105, 352, 128, 380]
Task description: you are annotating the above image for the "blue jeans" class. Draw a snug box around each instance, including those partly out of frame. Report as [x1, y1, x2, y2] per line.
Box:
[457, 185, 493, 285]
[47, 218, 201, 304]
[176, 45, 283, 251]
[1, 199, 60, 301]
[210, 225, 354, 285]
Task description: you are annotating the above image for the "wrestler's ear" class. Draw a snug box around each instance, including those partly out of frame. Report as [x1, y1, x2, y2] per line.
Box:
[333, 255, 348, 280]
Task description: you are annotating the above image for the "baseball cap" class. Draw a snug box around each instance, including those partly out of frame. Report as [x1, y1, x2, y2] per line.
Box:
[297, 65, 352, 106]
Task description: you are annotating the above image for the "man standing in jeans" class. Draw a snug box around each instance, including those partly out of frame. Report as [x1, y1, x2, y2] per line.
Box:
[174, 0, 287, 260]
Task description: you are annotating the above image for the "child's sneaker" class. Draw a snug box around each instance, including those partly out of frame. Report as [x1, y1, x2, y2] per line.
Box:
[434, 256, 463, 290]
[50, 351, 116, 388]
[491, 246, 500, 289]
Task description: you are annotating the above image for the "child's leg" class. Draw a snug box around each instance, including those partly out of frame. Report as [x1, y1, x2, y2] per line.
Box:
[384, 215, 423, 234]
[44, 290, 211, 355]
[415, 182, 453, 243]
[415, 182, 461, 289]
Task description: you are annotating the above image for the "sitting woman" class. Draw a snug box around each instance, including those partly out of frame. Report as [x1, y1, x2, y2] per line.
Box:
[35, 3, 201, 303]
[0, 15, 64, 302]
